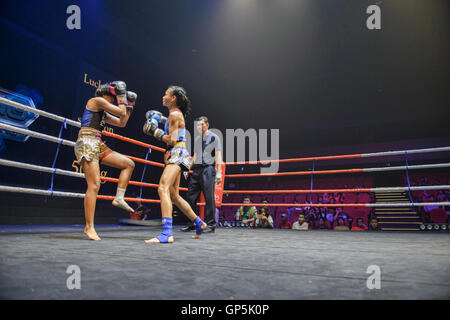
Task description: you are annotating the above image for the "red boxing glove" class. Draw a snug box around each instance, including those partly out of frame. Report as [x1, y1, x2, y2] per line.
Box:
[127, 91, 137, 107]
[110, 81, 128, 105]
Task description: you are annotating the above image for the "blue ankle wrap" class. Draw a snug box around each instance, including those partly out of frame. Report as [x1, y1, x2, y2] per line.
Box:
[156, 217, 173, 243]
[194, 217, 204, 235]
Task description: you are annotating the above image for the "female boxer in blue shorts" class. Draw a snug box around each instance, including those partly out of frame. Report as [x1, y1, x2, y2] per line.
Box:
[143, 86, 207, 243]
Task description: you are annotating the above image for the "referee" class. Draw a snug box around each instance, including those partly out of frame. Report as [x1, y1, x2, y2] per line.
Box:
[180, 116, 223, 233]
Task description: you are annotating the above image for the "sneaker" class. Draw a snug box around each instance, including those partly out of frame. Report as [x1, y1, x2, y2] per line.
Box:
[179, 224, 196, 232]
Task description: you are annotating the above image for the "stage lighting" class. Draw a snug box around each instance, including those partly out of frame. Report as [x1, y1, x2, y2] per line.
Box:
[420, 224, 426, 231]
[434, 224, 440, 231]
[441, 224, 447, 231]
[427, 224, 433, 231]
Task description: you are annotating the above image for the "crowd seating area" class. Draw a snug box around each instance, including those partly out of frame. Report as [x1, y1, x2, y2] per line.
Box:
[219, 176, 374, 229]
[408, 173, 450, 223]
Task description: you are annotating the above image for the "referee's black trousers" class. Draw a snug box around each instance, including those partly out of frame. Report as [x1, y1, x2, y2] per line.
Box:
[186, 165, 216, 226]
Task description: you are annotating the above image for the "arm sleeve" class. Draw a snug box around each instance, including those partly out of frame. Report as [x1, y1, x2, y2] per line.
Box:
[213, 133, 222, 151]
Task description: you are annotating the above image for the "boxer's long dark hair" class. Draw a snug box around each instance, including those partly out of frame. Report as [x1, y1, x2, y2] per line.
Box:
[168, 86, 191, 117]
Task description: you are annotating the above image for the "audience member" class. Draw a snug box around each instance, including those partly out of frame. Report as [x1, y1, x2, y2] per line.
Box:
[261, 198, 274, 220]
[351, 217, 367, 231]
[287, 206, 304, 221]
[292, 214, 309, 230]
[277, 213, 292, 229]
[436, 190, 446, 202]
[422, 190, 439, 213]
[305, 207, 318, 225]
[333, 217, 349, 231]
[367, 208, 377, 223]
[130, 199, 151, 221]
[335, 207, 349, 221]
[317, 208, 327, 220]
[333, 208, 348, 223]
[253, 207, 274, 229]
[333, 192, 344, 204]
[326, 208, 335, 224]
[347, 216, 354, 230]
[368, 218, 380, 231]
[235, 196, 257, 223]
[315, 217, 332, 230]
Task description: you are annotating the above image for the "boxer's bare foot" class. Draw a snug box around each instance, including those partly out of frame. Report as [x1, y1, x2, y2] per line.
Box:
[84, 226, 101, 241]
[144, 236, 174, 244]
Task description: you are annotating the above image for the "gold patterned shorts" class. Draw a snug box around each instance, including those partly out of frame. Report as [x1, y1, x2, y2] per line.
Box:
[74, 129, 112, 163]
[164, 142, 192, 171]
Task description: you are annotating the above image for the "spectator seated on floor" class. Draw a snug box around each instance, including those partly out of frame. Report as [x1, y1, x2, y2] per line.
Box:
[367, 209, 377, 224]
[253, 207, 274, 229]
[422, 190, 439, 213]
[261, 198, 274, 220]
[130, 200, 151, 221]
[351, 217, 367, 231]
[333, 217, 349, 231]
[335, 207, 349, 220]
[347, 217, 354, 229]
[287, 206, 305, 221]
[421, 190, 432, 201]
[277, 213, 292, 229]
[315, 217, 332, 230]
[368, 218, 380, 231]
[335, 208, 349, 221]
[317, 208, 327, 221]
[235, 195, 258, 224]
[326, 208, 335, 224]
[305, 208, 318, 225]
[436, 190, 446, 202]
[292, 214, 309, 230]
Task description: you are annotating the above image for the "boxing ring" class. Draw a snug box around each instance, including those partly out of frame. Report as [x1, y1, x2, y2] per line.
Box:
[0, 96, 449, 223]
[0, 96, 450, 300]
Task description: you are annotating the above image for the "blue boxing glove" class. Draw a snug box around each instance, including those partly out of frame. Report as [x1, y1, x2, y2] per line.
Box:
[143, 119, 165, 141]
[145, 110, 168, 127]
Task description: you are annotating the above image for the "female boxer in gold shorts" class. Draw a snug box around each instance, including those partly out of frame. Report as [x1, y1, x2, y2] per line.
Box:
[75, 81, 136, 241]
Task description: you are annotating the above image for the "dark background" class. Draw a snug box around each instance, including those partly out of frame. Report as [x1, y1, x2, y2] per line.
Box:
[0, 0, 448, 224]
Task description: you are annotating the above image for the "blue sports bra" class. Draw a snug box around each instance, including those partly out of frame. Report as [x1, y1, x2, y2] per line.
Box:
[81, 108, 105, 131]
[164, 112, 186, 142]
